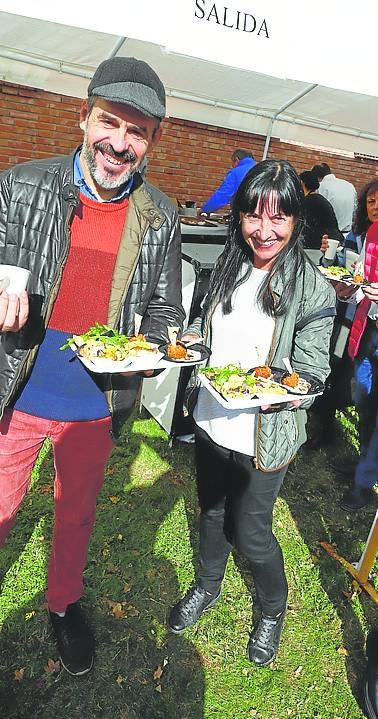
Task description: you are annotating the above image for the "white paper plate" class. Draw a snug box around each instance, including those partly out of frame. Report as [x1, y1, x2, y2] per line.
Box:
[198, 373, 322, 409]
[71, 346, 163, 374]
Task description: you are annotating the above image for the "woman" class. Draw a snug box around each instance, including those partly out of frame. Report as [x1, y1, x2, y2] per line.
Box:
[336, 219, 378, 511]
[299, 170, 343, 249]
[168, 160, 335, 665]
[342, 178, 378, 258]
[308, 178, 378, 453]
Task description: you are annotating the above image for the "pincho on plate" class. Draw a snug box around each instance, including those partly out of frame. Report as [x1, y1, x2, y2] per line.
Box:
[318, 263, 370, 288]
[199, 363, 324, 409]
[159, 340, 211, 365]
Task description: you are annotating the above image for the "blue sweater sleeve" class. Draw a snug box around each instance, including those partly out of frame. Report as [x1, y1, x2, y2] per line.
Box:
[202, 166, 241, 213]
[202, 159, 256, 213]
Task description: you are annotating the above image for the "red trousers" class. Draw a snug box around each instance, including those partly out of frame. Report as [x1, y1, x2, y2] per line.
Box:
[0, 408, 114, 612]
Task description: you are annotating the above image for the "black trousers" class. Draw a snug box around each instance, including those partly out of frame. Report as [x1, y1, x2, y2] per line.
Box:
[194, 425, 288, 616]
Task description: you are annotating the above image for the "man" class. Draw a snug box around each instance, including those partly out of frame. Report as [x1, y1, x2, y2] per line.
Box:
[312, 162, 357, 235]
[0, 56, 184, 675]
[200, 148, 256, 214]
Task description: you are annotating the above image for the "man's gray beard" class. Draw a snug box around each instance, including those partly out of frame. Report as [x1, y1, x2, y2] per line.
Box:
[81, 139, 139, 190]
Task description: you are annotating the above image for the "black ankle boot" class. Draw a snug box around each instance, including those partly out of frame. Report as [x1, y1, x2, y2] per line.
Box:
[168, 585, 221, 634]
[247, 609, 286, 666]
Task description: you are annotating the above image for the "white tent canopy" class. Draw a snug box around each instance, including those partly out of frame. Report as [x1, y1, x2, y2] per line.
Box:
[0, 1, 377, 156]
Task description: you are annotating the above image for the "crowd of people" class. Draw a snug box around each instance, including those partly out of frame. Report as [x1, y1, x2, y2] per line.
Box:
[0, 54, 376, 717]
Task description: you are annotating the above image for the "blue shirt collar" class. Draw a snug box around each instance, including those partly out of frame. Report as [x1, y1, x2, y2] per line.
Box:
[73, 149, 133, 203]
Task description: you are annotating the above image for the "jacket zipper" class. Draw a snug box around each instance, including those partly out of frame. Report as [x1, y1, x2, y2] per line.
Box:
[108, 219, 151, 416]
[253, 317, 276, 470]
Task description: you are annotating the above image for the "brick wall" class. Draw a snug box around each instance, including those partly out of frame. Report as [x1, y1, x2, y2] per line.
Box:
[1, 81, 377, 209]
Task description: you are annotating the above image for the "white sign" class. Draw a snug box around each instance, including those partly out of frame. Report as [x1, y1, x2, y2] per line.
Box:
[0, 0, 376, 96]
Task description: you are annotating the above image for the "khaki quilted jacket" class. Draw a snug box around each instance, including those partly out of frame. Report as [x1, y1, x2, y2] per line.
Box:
[189, 253, 336, 471]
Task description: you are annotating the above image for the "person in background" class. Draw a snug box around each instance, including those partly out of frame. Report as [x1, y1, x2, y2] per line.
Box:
[333, 221, 378, 511]
[168, 160, 335, 666]
[299, 170, 343, 249]
[0, 56, 184, 675]
[305, 179, 378, 451]
[311, 162, 357, 235]
[200, 148, 256, 214]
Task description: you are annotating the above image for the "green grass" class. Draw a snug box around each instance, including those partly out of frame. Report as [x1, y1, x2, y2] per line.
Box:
[0, 408, 376, 719]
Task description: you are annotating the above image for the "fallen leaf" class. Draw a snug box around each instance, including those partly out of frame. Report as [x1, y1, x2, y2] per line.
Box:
[294, 665, 303, 678]
[117, 534, 123, 540]
[25, 610, 36, 621]
[109, 496, 120, 504]
[14, 668, 24, 681]
[39, 484, 53, 495]
[116, 675, 125, 685]
[155, 684, 162, 693]
[162, 657, 168, 668]
[153, 665, 163, 680]
[44, 658, 60, 674]
[337, 646, 349, 657]
[122, 583, 132, 594]
[107, 599, 127, 619]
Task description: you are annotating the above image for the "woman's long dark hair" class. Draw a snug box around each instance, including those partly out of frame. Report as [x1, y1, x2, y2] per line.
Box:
[353, 179, 378, 236]
[205, 159, 306, 317]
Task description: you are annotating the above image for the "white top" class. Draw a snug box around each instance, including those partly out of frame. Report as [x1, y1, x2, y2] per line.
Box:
[194, 266, 275, 455]
[318, 174, 357, 233]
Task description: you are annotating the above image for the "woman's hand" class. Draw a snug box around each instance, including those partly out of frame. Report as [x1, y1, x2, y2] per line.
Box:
[260, 399, 302, 411]
[0, 290, 29, 331]
[363, 281, 378, 302]
[181, 332, 202, 344]
[320, 234, 329, 253]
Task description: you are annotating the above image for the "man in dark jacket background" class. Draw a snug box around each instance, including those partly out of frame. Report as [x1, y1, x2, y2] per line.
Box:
[0, 56, 184, 676]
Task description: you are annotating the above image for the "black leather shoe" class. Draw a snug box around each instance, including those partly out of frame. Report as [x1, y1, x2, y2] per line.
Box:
[247, 610, 286, 666]
[168, 585, 221, 633]
[49, 602, 94, 675]
[365, 628, 378, 719]
[340, 486, 374, 512]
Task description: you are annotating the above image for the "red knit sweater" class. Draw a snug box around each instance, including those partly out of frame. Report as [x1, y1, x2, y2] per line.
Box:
[14, 193, 129, 420]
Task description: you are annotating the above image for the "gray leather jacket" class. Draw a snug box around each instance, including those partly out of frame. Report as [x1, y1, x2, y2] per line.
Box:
[0, 151, 185, 437]
[188, 254, 336, 471]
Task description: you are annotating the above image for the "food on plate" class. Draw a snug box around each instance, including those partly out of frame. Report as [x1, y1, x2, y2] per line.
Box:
[281, 371, 299, 388]
[352, 273, 365, 284]
[318, 263, 370, 287]
[318, 265, 350, 279]
[201, 364, 287, 400]
[253, 365, 272, 379]
[60, 323, 158, 362]
[281, 373, 311, 394]
[201, 363, 316, 401]
[167, 342, 188, 360]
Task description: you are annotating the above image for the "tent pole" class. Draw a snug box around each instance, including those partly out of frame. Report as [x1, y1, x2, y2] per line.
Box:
[106, 37, 127, 58]
[262, 83, 318, 159]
